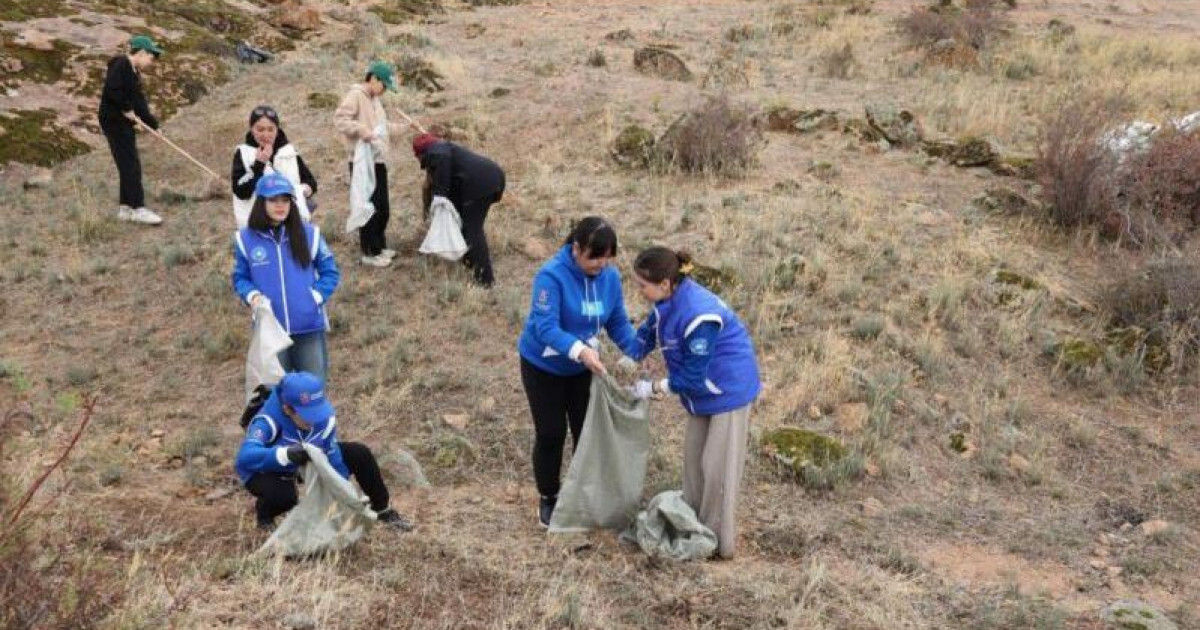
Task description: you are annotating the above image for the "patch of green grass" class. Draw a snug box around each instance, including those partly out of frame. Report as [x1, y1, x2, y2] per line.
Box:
[0, 31, 80, 86]
[0, 109, 91, 167]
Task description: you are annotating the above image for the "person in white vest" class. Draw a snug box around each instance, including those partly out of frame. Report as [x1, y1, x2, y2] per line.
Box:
[230, 105, 318, 228]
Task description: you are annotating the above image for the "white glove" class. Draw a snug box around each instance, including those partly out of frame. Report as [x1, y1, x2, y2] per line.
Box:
[616, 356, 639, 373]
[631, 380, 654, 399]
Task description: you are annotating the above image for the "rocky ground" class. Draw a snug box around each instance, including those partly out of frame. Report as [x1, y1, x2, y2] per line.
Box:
[2, 1, 1200, 628]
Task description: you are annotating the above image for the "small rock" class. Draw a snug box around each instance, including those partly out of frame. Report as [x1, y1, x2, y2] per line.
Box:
[933, 394, 948, 407]
[442, 413, 470, 431]
[835, 402, 868, 433]
[503, 482, 521, 504]
[22, 168, 52, 189]
[276, 5, 321, 31]
[1089, 559, 1107, 570]
[1119, 522, 1133, 532]
[189, 456, 209, 468]
[1140, 519, 1170, 537]
[859, 497, 884, 518]
[1008, 453, 1032, 474]
[468, 496, 483, 505]
[1092, 546, 1110, 558]
[1101, 600, 1178, 630]
[806, 404, 823, 420]
[204, 487, 236, 501]
[633, 46, 692, 81]
[1106, 565, 1123, 577]
[282, 612, 317, 630]
[151, 429, 165, 438]
[864, 461, 881, 477]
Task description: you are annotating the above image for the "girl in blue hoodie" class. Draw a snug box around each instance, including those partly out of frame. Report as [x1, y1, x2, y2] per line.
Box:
[517, 217, 640, 527]
[626, 246, 761, 559]
[232, 173, 340, 382]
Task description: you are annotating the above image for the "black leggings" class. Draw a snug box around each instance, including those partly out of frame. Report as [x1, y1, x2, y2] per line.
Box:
[520, 357, 592, 499]
[349, 162, 390, 256]
[245, 441, 390, 523]
[100, 118, 144, 208]
[459, 193, 499, 287]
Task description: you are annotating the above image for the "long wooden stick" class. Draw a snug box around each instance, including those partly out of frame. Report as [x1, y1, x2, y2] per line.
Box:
[391, 106, 428, 135]
[133, 117, 222, 181]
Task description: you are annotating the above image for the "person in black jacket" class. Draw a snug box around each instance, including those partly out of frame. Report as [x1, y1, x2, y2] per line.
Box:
[97, 35, 164, 225]
[230, 105, 318, 227]
[412, 133, 505, 288]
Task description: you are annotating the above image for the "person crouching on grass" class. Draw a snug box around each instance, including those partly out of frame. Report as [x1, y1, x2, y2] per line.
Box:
[231, 173, 339, 382]
[235, 372, 413, 532]
[625, 246, 762, 560]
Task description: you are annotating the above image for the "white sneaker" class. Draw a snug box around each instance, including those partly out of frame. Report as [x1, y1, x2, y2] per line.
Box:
[361, 254, 392, 267]
[379, 248, 397, 259]
[121, 206, 163, 225]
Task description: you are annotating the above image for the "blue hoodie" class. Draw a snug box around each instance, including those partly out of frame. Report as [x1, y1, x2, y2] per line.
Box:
[233, 388, 348, 484]
[231, 223, 339, 335]
[518, 244, 639, 376]
[630, 278, 761, 416]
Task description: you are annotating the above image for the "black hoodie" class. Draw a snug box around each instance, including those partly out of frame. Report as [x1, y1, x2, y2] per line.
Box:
[230, 128, 318, 200]
[98, 55, 158, 129]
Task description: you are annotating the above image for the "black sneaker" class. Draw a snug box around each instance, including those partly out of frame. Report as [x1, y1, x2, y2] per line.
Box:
[538, 495, 557, 528]
[377, 508, 414, 532]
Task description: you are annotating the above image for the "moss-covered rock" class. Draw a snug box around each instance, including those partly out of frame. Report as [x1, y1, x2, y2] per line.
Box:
[758, 106, 841, 134]
[948, 136, 996, 167]
[633, 46, 692, 81]
[762, 428, 860, 489]
[993, 269, 1041, 291]
[0, 109, 90, 167]
[864, 103, 922, 146]
[610, 124, 655, 168]
[369, 0, 443, 25]
[0, 32, 81, 88]
[0, 0, 73, 21]
[1101, 600, 1178, 630]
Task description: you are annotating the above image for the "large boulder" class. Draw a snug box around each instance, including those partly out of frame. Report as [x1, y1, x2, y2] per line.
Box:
[633, 46, 692, 81]
[1101, 600, 1178, 630]
[865, 103, 923, 147]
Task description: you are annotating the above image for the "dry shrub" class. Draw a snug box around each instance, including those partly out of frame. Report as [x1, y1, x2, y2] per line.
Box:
[1036, 96, 1123, 231]
[1104, 261, 1200, 373]
[898, 0, 1010, 52]
[655, 96, 761, 176]
[1127, 129, 1200, 228]
[819, 42, 857, 79]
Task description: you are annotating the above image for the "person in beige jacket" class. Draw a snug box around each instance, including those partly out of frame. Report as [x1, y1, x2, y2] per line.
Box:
[333, 61, 407, 267]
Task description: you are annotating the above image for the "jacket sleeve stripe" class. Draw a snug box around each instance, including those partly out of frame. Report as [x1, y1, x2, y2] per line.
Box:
[684, 314, 724, 338]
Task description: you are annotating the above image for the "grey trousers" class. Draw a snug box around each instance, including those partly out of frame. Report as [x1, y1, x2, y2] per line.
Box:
[683, 404, 751, 559]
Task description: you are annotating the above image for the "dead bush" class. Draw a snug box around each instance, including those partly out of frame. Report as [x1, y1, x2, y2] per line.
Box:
[1103, 261, 1200, 373]
[655, 96, 762, 176]
[1127, 129, 1200, 228]
[898, 0, 1010, 52]
[819, 42, 857, 79]
[1036, 97, 1123, 231]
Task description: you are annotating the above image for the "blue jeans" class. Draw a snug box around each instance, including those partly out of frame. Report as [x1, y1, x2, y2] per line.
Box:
[278, 330, 328, 382]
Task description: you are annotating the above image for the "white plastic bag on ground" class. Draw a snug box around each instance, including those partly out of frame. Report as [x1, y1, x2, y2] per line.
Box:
[418, 197, 469, 261]
[620, 490, 717, 561]
[346, 126, 383, 233]
[548, 374, 650, 533]
[257, 444, 377, 558]
[244, 300, 291, 402]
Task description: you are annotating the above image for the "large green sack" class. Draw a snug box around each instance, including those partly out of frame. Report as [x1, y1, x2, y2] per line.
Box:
[548, 374, 650, 533]
[257, 444, 376, 558]
[622, 490, 717, 561]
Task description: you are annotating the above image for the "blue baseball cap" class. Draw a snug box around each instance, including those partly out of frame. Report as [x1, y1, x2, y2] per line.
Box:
[277, 372, 335, 424]
[255, 172, 294, 198]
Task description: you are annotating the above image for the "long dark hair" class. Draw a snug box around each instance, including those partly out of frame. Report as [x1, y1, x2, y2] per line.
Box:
[565, 216, 618, 258]
[247, 195, 312, 268]
[634, 246, 692, 288]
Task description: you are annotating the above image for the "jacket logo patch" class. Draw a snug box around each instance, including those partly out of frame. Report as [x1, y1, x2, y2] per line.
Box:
[536, 289, 551, 312]
[250, 426, 266, 441]
[581, 300, 604, 317]
[250, 246, 269, 264]
[689, 338, 710, 355]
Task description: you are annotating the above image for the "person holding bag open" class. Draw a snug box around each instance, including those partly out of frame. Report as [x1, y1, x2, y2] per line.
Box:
[625, 246, 762, 559]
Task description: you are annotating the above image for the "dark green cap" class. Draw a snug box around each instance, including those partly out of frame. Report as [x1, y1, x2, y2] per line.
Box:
[130, 35, 164, 57]
[367, 60, 397, 91]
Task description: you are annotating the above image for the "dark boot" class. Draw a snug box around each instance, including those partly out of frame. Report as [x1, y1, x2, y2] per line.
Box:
[538, 494, 557, 528]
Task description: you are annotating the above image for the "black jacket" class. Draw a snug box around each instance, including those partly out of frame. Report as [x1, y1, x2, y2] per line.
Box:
[98, 55, 158, 129]
[230, 129, 318, 200]
[420, 142, 505, 207]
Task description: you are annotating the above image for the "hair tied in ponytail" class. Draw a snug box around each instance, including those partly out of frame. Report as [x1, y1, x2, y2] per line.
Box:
[679, 261, 694, 275]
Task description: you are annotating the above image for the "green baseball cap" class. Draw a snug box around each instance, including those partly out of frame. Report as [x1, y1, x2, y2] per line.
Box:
[130, 35, 164, 57]
[367, 60, 397, 91]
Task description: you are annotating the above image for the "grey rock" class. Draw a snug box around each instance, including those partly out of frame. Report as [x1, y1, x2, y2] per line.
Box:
[379, 448, 430, 488]
[865, 103, 923, 146]
[1101, 600, 1177, 630]
[283, 612, 317, 630]
[633, 47, 692, 81]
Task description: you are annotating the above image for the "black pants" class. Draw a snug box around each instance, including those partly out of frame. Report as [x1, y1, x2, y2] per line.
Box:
[520, 357, 592, 499]
[245, 441, 390, 524]
[460, 193, 499, 287]
[100, 118, 144, 208]
[350, 162, 390, 256]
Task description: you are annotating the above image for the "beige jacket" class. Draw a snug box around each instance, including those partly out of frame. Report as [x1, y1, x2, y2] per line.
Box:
[333, 84, 401, 162]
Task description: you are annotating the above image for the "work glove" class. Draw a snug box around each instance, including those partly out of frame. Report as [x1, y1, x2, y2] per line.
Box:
[630, 379, 655, 400]
[285, 444, 310, 466]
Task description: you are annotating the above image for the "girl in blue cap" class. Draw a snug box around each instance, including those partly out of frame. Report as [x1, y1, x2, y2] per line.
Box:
[517, 217, 642, 527]
[625, 246, 762, 559]
[231, 173, 340, 381]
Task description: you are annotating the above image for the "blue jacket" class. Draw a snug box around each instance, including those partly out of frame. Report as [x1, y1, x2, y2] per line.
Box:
[231, 224, 339, 335]
[234, 389, 348, 484]
[518, 245, 639, 376]
[630, 278, 761, 416]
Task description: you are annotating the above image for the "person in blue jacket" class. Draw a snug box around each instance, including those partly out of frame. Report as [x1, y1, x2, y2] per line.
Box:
[231, 173, 340, 382]
[235, 372, 413, 531]
[517, 217, 641, 527]
[625, 246, 762, 559]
